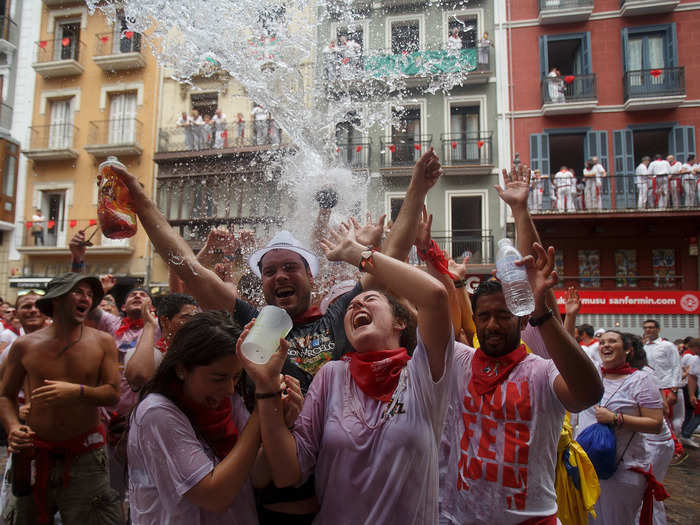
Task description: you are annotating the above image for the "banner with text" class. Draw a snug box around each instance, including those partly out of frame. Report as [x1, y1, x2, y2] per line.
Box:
[554, 290, 700, 315]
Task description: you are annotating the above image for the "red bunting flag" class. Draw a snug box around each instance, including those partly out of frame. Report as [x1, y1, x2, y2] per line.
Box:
[650, 69, 662, 78]
[414, 143, 421, 151]
[38, 40, 47, 49]
[100, 35, 109, 43]
[69, 219, 77, 228]
[336, 147, 340, 153]
[388, 144, 396, 153]
[477, 140, 485, 149]
[451, 141, 457, 149]
[89, 219, 97, 226]
[355, 145, 362, 153]
[402, 50, 408, 56]
[564, 75, 575, 85]
[61, 37, 70, 47]
[124, 31, 134, 39]
[47, 220, 56, 229]
[25, 221, 33, 230]
[342, 57, 350, 64]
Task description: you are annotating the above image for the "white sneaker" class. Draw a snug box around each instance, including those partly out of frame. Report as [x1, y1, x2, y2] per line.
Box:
[680, 436, 700, 449]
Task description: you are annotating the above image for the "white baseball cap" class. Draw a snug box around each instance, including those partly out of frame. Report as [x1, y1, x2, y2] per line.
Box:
[248, 230, 319, 278]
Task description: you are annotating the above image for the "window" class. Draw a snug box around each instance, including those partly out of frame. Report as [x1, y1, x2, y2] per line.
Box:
[0, 140, 18, 222]
[554, 252, 564, 288]
[577, 249, 600, 288]
[530, 130, 607, 177]
[447, 15, 477, 49]
[191, 93, 218, 120]
[622, 25, 677, 73]
[113, 15, 142, 53]
[391, 106, 421, 164]
[55, 19, 80, 61]
[391, 20, 420, 54]
[449, 105, 480, 162]
[335, 112, 366, 168]
[613, 125, 695, 175]
[39, 190, 67, 247]
[108, 92, 137, 144]
[652, 249, 675, 288]
[388, 196, 404, 223]
[449, 194, 485, 263]
[539, 33, 592, 77]
[614, 249, 637, 287]
[335, 25, 364, 51]
[48, 99, 73, 149]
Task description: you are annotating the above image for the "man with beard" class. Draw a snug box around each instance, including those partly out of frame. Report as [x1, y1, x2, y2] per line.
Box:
[439, 166, 602, 524]
[0, 273, 121, 524]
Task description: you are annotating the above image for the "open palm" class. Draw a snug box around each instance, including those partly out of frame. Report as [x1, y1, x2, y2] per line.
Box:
[495, 164, 531, 208]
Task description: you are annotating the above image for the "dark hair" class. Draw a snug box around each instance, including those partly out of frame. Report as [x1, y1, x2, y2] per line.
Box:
[125, 286, 152, 301]
[155, 293, 197, 330]
[688, 338, 700, 350]
[624, 332, 648, 369]
[577, 324, 594, 338]
[139, 311, 243, 406]
[688, 154, 696, 163]
[643, 319, 659, 329]
[470, 279, 503, 312]
[383, 292, 417, 354]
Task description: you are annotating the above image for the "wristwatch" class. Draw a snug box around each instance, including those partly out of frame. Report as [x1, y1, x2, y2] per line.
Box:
[528, 307, 553, 327]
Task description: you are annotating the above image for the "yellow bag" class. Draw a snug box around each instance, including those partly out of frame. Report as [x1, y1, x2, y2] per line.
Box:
[555, 414, 600, 525]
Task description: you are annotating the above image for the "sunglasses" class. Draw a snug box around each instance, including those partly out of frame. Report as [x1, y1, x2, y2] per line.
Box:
[17, 289, 46, 297]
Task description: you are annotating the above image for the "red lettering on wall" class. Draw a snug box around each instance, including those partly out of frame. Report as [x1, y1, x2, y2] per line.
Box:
[505, 381, 532, 421]
[477, 417, 498, 460]
[485, 461, 499, 482]
[480, 384, 505, 420]
[504, 422, 530, 464]
[460, 412, 477, 452]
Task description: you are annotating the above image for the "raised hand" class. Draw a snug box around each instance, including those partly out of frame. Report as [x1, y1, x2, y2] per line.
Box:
[237, 320, 289, 393]
[351, 212, 386, 250]
[564, 286, 581, 316]
[494, 163, 531, 210]
[141, 298, 156, 326]
[448, 254, 469, 280]
[69, 230, 87, 260]
[515, 242, 558, 307]
[414, 206, 433, 252]
[281, 374, 303, 429]
[412, 147, 443, 193]
[320, 222, 363, 264]
[100, 274, 117, 295]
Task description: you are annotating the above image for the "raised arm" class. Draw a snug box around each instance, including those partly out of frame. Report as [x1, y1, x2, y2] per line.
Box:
[519, 243, 603, 412]
[563, 286, 581, 338]
[125, 300, 158, 391]
[112, 166, 237, 312]
[448, 257, 477, 345]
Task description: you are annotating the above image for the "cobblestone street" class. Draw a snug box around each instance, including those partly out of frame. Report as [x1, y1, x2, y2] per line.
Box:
[665, 447, 700, 525]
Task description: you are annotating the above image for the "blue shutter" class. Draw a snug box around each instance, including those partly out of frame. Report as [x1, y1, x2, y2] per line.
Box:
[539, 36, 548, 78]
[583, 32, 592, 74]
[585, 131, 609, 170]
[613, 129, 635, 209]
[668, 23, 678, 67]
[621, 28, 629, 72]
[530, 133, 550, 176]
[669, 125, 696, 163]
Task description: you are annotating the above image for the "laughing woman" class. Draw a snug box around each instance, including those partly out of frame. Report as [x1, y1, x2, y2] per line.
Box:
[241, 223, 453, 524]
[127, 311, 302, 525]
[575, 330, 665, 525]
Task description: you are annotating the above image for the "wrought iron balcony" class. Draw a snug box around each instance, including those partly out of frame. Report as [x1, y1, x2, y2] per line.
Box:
[93, 32, 145, 71]
[84, 119, 143, 158]
[0, 103, 12, 131]
[432, 230, 494, 265]
[541, 73, 598, 115]
[440, 132, 493, 175]
[18, 218, 133, 254]
[380, 134, 432, 171]
[32, 38, 85, 79]
[0, 16, 18, 48]
[538, 0, 594, 24]
[23, 124, 79, 161]
[623, 67, 685, 111]
[335, 139, 372, 169]
[619, 0, 680, 16]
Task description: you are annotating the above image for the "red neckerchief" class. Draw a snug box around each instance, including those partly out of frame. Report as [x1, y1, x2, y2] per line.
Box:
[33, 424, 106, 525]
[682, 350, 694, 356]
[1, 318, 19, 336]
[346, 348, 411, 402]
[601, 363, 637, 375]
[417, 239, 458, 279]
[114, 316, 144, 338]
[584, 338, 599, 346]
[470, 344, 528, 396]
[292, 305, 323, 325]
[628, 465, 668, 525]
[171, 382, 238, 460]
[155, 338, 168, 354]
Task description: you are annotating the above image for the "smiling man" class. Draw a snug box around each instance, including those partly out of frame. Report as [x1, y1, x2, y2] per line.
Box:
[0, 273, 121, 524]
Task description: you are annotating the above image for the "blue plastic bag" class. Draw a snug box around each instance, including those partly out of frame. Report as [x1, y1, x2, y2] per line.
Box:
[576, 423, 617, 480]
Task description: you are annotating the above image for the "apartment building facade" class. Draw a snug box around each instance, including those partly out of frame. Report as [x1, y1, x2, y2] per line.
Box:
[507, 0, 700, 338]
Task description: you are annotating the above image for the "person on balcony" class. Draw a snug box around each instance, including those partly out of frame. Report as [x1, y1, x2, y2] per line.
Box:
[235, 113, 246, 146]
[583, 160, 598, 210]
[447, 27, 462, 51]
[339, 34, 361, 78]
[31, 208, 45, 246]
[251, 103, 268, 146]
[212, 108, 228, 149]
[177, 112, 194, 150]
[547, 67, 565, 103]
[190, 110, 205, 151]
[477, 32, 493, 69]
[591, 157, 606, 209]
[202, 114, 214, 149]
[667, 155, 683, 209]
[554, 166, 575, 212]
[322, 39, 340, 83]
[681, 155, 697, 208]
[635, 156, 651, 209]
[529, 169, 547, 212]
[648, 154, 671, 209]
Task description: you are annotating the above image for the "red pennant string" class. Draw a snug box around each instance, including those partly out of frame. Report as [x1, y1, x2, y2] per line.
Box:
[355, 145, 362, 153]
[47, 220, 56, 229]
[451, 141, 457, 149]
[477, 140, 485, 149]
[388, 144, 396, 153]
[124, 31, 134, 39]
[61, 37, 70, 47]
[38, 41, 47, 49]
[564, 75, 575, 85]
[69, 219, 77, 228]
[89, 219, 97, 226]
[650, 69, 662, 78]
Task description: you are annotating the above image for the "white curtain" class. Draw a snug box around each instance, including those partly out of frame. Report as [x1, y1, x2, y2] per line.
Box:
[628, 37, 643, 86]
[49, 100, 72, 149]
[451, 109, 478, 161]
[108, 93, 137, 144]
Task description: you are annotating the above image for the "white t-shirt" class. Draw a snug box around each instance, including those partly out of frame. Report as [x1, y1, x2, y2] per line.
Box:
[635, 163, 649, 185]
[440, 326, 566, 525]
[680, 353, 697, 387]
[128, 393, 258, 525]
[176, 115, 191, 126]
[669, 161, 681, 175]
[592, 163, 606, 182]
[648, 159, 671, 176]
[580, 340, 601, 367]
[292, 333, 454, 524]
[251, 106, 267, 121]
[583, 167, 596, 180]
[576, 369, 663, 482]
[0, 328, 19, 353]
[643, 337, 681, 389]
[641, 366, 673, 444]
[212, 114, 227, 131]
[681, 163, 696, 182]
[447, 35, 462, 50]
[554, 171, 574, 190]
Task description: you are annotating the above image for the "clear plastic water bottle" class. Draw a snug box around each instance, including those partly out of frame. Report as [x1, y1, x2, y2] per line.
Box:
[495, 238, 535, 316]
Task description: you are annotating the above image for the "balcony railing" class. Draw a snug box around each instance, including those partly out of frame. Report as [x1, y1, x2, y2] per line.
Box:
[528, 174, 700, 213]
[0, 16, 18, 47]
[33, 39, 85, 78]
[157, 120, 288, 154]
[380, 135, 433, 167]
[619, 0, 680, 16]
[441, 133, 493, 166]
[623, 67, 685, 101]
[19, 218, 132, 252]
[84, 118, 143, 157]
[0, 103, 12, 130]
[432, 230, 494, 264]
[538, 0, 594, 24]
[363, 47, 479, 79]
[542, 73, 597, 104]
[93, 32, 145, 71]
[336, 139, 372, 169]
[24, 124, 78, 160]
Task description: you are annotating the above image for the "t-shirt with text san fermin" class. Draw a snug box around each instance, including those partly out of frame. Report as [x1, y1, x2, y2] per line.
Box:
[233, 282, 363, 393]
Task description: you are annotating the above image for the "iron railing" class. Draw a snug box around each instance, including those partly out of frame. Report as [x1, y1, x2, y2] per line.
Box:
[528, 174, 700, 213]
[87, 118, 142, 146]
[380, 134, 432, 167]
[0, 16, 18, 46]
[539, 0, 594, 11]
[21, 219, 130, 250]
[0, 103, 12, 130]
[94, 31, 143, 56]
[432, 230, 494, 264]
[623, 67, 685, 100]
[157, 120, 288, 153]
[541, 73, 597, 104]
[34, 38, 84, 64]
[441, 132, 493, 166]
[27, 124, 78, 150]
[336, 139, 372, 169]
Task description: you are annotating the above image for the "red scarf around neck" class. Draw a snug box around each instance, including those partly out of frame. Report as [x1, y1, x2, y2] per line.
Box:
[470, 344, 528, 396]
[601, 363, 637, 376]
[347, 348, 411, 402]
[155, 338, 168, 354]
[114, 316, 144, 338]
[171, 382, 238, 460]
[1, 319, 19, 336]
[292, 305, 323, 325]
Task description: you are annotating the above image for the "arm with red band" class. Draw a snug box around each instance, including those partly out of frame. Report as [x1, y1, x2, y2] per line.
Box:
[417, 240, 458, 280]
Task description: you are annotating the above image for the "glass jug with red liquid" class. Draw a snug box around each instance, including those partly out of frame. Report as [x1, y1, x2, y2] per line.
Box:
[97, 156, 137, 239]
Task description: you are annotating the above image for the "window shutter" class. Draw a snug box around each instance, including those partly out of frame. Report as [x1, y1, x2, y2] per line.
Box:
[669, 125, 695, 163]
[583, 32, 592, 74]
[539, 36, 548, 78]
[529, 133, 550, 176]
[621, 28, 629, 72]
[668, 23, 678, 68]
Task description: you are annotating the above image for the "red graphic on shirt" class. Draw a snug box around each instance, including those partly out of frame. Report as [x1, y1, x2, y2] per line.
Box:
[457, 379, 532, 511]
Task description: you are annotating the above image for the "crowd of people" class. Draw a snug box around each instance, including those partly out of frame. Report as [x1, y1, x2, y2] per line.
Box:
[175, 104, 281, 151]
[0, 156, 697, 525]
[528, 153, 700, 212]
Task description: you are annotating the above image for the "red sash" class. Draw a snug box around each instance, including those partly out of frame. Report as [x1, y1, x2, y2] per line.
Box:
[470, 344, 528, 396]
[33, 424, 107, 525]
[347, 348, 411, 402]
[518, 514, 557, 525]
[417, 239, 458, 279]
[629, 466, 669, 525]
[114, 316, 144, 338]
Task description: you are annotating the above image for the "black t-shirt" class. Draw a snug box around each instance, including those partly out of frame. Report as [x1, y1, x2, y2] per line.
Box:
[233, 281, 363, 393]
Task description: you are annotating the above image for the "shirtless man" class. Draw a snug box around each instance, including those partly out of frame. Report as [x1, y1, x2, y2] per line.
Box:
[0, 273, 121, 524]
